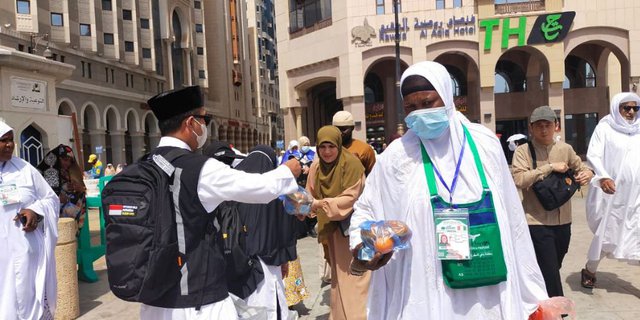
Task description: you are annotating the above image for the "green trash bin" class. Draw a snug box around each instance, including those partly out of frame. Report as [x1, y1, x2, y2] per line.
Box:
[77, 175, 113, 283]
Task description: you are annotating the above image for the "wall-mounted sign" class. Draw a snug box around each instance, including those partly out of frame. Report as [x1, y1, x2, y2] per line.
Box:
[479, 11, 575, 51]
[11, 77, 47, 110]
[351, 19, 376, 47]
[414, 15, 476, 39]
[379, 17, 410, 42]
[527, 12, 575, 45]
[376, 15, 476, 44]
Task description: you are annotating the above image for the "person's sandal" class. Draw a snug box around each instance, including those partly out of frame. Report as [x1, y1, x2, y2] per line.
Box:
[581, 268, 596, 289]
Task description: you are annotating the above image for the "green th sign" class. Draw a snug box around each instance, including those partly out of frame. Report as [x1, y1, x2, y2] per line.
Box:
[480, 11, 575, 51]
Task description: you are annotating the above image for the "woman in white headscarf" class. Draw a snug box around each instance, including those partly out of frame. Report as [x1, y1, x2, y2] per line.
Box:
[348, 61, 548, 319]
[279, 140, 300, 165]
[581, 92, 640, 288]
[0, 121, 59, 319]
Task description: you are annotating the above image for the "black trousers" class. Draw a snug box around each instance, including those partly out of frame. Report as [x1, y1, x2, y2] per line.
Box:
[528, 223, 571, 297]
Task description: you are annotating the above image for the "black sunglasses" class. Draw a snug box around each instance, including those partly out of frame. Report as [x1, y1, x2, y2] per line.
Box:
[622, 105, 640, 112]
[192, 114, 213, 126]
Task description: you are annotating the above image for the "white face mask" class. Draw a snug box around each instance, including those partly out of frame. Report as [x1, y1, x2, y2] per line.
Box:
[191, 120, 208, 149]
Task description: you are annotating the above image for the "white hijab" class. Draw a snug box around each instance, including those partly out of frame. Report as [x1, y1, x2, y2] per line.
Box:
[601, 92, 640, 135]
[400, 61, 482, 204]
[287, 140, 298, 151]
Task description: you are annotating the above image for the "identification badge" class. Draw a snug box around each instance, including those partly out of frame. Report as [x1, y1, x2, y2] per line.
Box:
[434, 208, 470, 260]
[0, 184, 21, 206]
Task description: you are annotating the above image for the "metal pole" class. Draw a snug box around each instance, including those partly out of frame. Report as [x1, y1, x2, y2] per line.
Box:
[393, 0, 403, 125]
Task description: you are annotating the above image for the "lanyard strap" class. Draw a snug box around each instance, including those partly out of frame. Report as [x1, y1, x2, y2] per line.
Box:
[420, 125, 490, 202]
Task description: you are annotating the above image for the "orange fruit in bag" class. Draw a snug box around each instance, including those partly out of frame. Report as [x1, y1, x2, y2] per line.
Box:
[374, 236, 394, 254]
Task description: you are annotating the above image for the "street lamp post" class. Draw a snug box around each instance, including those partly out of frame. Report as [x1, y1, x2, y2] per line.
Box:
[393, 0, 403, 131]
[30, 33, 52, 58]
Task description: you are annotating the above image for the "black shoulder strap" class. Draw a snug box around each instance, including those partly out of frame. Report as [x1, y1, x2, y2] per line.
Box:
[162, 148, 190, 163]
[527, 143, 537, 169]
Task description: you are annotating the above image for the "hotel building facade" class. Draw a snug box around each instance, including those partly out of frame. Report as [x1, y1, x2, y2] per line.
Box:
[275, 0, 639, 156]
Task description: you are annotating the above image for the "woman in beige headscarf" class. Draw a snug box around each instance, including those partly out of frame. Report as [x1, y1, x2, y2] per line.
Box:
[305, 125, 368, 320]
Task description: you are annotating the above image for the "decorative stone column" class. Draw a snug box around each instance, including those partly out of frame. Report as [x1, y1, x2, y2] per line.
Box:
[109, 130, 126, 166]
[55, 218, 79, 320]
[183, 48, 193, 86]
[130, 132, 146, 162]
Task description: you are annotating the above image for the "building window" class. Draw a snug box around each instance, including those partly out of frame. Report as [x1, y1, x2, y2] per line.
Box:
[51, 13, 64, 26]
[289, 0, 332, 33]
[124, 41, 134, 52]
[142, 48, 152, 58]
[88, 63, 92, 78]
[81, 61, 85, 77]
[123, 9, 132, 20]
[126, 73, 129, 87]
[436, 0, 445, 9]
[140, 18, 150, 29]
[16, 0, 30, 14]
[195, 24, 203, 33]
[197, 47, 204, 55]
[104, 33, 114, 45]
[105, 67, 109, 82]
[199, 70, 206, 79]
[376, 0, 384, 15]
[79, 23, 91, 36]
[102, 0, 112, 11]
[60, 55, 65, 63]
[194, 1, 201, 9]
[111, 69, 115, 83]
[453, 0, 462, 7]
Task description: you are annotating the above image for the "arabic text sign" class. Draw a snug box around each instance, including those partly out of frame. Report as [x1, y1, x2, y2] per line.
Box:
[527, 11, 575, 45]
[11, 77, 47, 110]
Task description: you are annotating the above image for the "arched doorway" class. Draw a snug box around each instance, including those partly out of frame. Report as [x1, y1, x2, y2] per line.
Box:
[20, 124, 44, 167]
[494, 47, 550, 160]
[434, 52, 481, 123]
[563, 40, 629, 156]
[143, 112, 159, 154]
[82, 104, 100, 166]
[363, 59, 409, 149]
[301, 81, 341, 141]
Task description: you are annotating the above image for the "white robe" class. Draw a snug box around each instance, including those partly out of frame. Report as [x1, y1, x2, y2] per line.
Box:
[0, 156, 59, 320]
[141, 137, 299, 320]
[585, 120, 640, 262]
[244, 258, 289, 320]
[348, 60, 548, 320]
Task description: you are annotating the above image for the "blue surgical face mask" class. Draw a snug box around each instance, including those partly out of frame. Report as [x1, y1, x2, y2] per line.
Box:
[301, 146, 310, 153]
[405, 107, 450, 140]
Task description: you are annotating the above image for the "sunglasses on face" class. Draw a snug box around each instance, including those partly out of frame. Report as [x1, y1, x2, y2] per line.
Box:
[622, 106, 640, 112]
[192, 114, 213, 126]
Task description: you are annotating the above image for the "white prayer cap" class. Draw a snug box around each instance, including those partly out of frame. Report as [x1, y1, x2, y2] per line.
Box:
[332, 111, 355, 126]
[288, 140, 299, 150]
[0, 120, 13, 138]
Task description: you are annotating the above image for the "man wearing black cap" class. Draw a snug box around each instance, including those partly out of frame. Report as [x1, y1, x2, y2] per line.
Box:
[140, 85, 301, 319]
[204, 140, 245, 167]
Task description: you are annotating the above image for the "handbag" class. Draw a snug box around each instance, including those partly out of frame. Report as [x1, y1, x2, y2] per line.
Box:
[527, 143, 579, 211]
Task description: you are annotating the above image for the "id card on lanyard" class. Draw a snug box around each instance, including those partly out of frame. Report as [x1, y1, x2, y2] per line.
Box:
[434, 208, 470, 260]
[0, 184, 21, 206]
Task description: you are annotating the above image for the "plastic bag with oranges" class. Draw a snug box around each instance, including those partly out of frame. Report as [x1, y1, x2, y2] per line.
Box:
[280, 186, 314, 215]
[528, 297, 576, 320]
[358, 220, 413, 261]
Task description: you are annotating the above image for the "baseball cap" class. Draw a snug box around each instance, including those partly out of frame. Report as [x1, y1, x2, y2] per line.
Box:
[88, 154, 97, 163]
[530, 106, 557, 123]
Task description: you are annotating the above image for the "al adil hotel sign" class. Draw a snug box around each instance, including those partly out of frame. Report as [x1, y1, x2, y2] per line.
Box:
[479, 11, 576, 51]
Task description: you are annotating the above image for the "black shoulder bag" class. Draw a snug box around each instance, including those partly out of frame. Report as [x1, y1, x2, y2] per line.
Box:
[527, 143, 579, 211]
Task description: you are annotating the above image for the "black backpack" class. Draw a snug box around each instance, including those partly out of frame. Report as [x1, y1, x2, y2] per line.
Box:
[215, 201, 263, 299]
[101, 148, 189, 303]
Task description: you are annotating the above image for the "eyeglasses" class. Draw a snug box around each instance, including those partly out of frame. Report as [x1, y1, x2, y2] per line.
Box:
[192, 114, 213, 126]
[622, 106, 640, 112]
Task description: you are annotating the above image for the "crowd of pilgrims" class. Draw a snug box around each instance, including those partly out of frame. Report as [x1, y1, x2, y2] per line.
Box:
[1, 60, 639, 320]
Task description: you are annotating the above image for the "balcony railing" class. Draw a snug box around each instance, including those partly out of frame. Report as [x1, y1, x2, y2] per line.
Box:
[495, 1, 545, 14]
